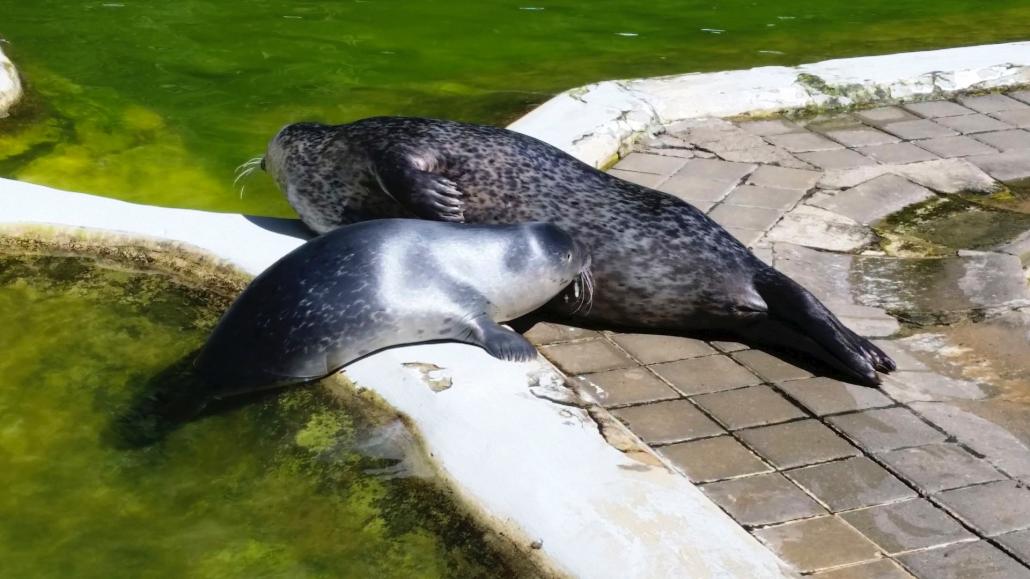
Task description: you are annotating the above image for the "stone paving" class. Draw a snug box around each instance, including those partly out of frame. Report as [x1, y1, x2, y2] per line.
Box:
[529, 90, 1030, 577]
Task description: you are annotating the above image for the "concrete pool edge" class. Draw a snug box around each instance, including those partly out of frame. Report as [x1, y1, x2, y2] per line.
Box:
[0, 177, 794, 579]
[509, 42, 1030, 168]
[0, 46, 23, 117]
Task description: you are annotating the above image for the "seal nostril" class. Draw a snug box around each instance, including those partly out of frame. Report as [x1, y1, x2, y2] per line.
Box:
[260, 157, 266, 171]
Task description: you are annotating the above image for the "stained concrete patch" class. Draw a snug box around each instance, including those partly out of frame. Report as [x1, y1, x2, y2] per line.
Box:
[810, 174, 936, 225]
[764, 204, 875, 252]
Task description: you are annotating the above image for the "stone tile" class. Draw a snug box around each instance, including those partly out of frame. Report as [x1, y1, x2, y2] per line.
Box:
[879, 444, 1005, 493]
[828, 407, 947, 453]
[914, 135, 999, 158]
[974, 129, 1030, 151]
[883, 119, 959, 140]
[764, 204, 875, 252]
[676, 157, 757, 182]
[896, 541, 1030, 579]
[903, 100, 974, 118]
[856, 106, 920, 125]
[539, 339, 635, 375]
[659, 435, 770, 482]
[701, 472, 825, 526]
[722, 184, 806, 210]
[737, 118, 805, 136]
[936, 113, 1014, 135]
[958, 93, 1030, 114]
[738, 419, 860, 469]
[812, 559, 913, 579]
[997, 529, 1030, 566]
[708, 204, 783, 231]
[967, 150, 1030, 181]
[809, 174, 936, 225]
[611, 399, 724, 444]
[724, 227, 764, 247]
[788, 456, 917, 511]
[992, 108, 1030, 129]
[825, 126, 901, 147]
[613, 152, 687, 175]
[731, 349, 814, 383]
[778, 376, 894, 416]
[797, 149, 878, 170]
[766, 131, 845, 153]
[649, 355, 761, 396]
[578, 366, 680, 407]
[607, 168, 667, 188]
[842, 499, 976, 554]
[747, 165, 822, 191]
[693, 385, 806, 430]
[912, 402, 1030, 479]
[1012, 90, 1030, 105]
[711, 340, 749, 353]
[658, 174, 736, 206]
[935, 481, 1030, 536]
[524, 322, 600, 345]
[858, 142, 940, 164]
[755, 516, 879, 573]
[608, 333, 716, 365]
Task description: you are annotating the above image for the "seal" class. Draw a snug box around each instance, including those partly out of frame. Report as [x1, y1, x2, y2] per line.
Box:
[194, 218, 590, 396]
[261, 117, 895, 386]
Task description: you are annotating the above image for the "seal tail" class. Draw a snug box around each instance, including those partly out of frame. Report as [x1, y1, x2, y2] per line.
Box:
[744, 267, 896, 386]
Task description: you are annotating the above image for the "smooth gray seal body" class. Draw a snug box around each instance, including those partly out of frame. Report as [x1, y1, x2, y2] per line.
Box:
[195, 218, 590, 395]
[262, 117, 895, 386]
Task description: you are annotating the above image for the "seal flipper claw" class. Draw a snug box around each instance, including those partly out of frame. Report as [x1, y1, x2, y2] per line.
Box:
[372, 149, 467, 222]
[466, 316, 538, 362]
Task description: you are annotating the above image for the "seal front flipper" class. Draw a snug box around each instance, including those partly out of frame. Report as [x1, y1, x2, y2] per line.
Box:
[464, 315, 538, 362]
[372, 148, 466, 222]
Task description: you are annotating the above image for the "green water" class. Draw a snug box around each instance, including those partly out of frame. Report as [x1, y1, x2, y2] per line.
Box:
[0, 253, 527, 579]
[2, 1, 1030, 217]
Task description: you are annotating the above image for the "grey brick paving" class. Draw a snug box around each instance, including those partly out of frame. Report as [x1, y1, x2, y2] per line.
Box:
[607, 167, 666, 188]
[701, 472, 826, 526]
[993, 108, 1030, 128]
[678, 157, 757, 181]
[708, 204, 783, 231]
[841, 498, 976, 554]
[958, 93, 1030, 114]
[778, 377, 894, 416]
[896, 541, 1030, 579]
[828, 407, 947, 453]
[812, 559, 914, 579]
[884, 119, 959, 140]
[856, 106, 920, 125]
[824, 126, 901, 147]
[580, 366, 680, 407]
[753, 516, 880, 572]
[525, 322, 600, 345]
[738, 419, 860, 469]
[858, 142, 940, 164]
[809, 173, 935, 225]
[649, 355, 762, 396]
[659, 435, 770, 482]
[935, 113, 1013, 134]
[967, 150, 1030, 181]
[903, 100, 975, 118]
[878, 444, 1005, 493]
[766, 131, 844, 152]
[914, 135, 999, 158]
[998, 529, 1030, 566]
[787, 456, 917, 511]
[608, 333, 715, 364]
[658, 174, 734, 206]
[935, 481, 1030, 536]
[731, 349, 813, 383]
[737, 118, 805, 136]
[797, 148, 878, 169]
[539, 339, 635, 375]
[693, 385, 806, 430]
[722, 184, 806, 209]
[974, 129, 1030, 151]
[612, 399, 724, 444]
[613, 151, 687, 175]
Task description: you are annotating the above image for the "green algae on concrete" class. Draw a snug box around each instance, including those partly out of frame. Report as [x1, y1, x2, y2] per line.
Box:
[0, 252, 534, 579]
[876, 196, 1030, 256]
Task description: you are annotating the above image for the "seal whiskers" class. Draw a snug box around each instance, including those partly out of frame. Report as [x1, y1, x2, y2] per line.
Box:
[233, 156, 264, 199]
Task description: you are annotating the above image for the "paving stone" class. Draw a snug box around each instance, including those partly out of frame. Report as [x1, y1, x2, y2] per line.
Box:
[524, 322, 600, 345]
[578, 366, 680, 407]
[879, 370, 985, 404]
[896, 541, 1030, 579]
[613, 152, 687, 175]
[693, 385, 806, 430]
[811, 559, 914, 579]
[778, 376, 894, 416]
[841, 499, 976, 554]
[766, 131, 845, 152]
[764, 204, 875, 252]
[912, 402, 1030, 479]
[914, 135, 999, 158]
[754, 516, 880, 573]
[722, 184, 806, 210]
[701, 472, 825, 526]
[958, 93, 1030, 114]
[858, 142, 940, 164]
[738, 419, 860, 469]
[608, 333, 716, 364]
[856, 106, 921, 125]
[747, 165, 822, 190]
[935, 481, 1030, 536]
[659, 435, 770, 482]
[716, 142, 816, 169]
[809, 174, 936, 225]
[903, 100, 975, 118]
[772, 243, 854, 305]
[797, 148, 878, 170]
[607, 168, 667, 188]
[737, 119, 806, 136]
[676, 157, 757, 181]
[879, 444, 1005, 493]
[1012, 90, 1030, 105]
[709, 204, 783, 231]
[649, 354, 762, 396]
[824, 126, 901, 147]
[831, 303, 902, 338]
[967, 150, 1030, 181]
[724, 227, 764, 247]
[711, 340, 749, 353]
[935, 113, 1014, 135]
[828, 407, 946, 453]
[611, 399, 724, 444]
[992, 108, 1030, 129]
[659, 174, 736, 205]
[997, 529, 1030, 566]
[787, 456, 917, 511]
[731, 349, 813, 383]
[892, 157, 999, 193]
[539, 339, 636, 375]
[883, 119, 959, 140]
[974, 129, 1030, 151]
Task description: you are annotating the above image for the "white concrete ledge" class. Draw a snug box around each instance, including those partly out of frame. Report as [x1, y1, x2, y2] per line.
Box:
[0, 178, 791, 578]
[0, 46, 23, 117]
[509, 42, 1030, 168]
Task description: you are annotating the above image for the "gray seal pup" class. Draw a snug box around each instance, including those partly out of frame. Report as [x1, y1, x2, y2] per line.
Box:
[260, 117, 895, 386]
[195, 218, 591, 395]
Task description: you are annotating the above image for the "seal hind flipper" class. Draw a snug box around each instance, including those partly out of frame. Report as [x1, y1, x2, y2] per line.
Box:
[750, 268, 895, 386]
[465, 315, 538, 362]
[372, 148, 466, 222]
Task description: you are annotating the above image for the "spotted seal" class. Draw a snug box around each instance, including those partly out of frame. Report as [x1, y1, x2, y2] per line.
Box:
[260, 117, 895, 385]
[195, 218, 591, 395]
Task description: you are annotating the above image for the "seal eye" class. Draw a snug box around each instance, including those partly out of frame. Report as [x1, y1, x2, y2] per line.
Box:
[564, 252, 572, 262]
